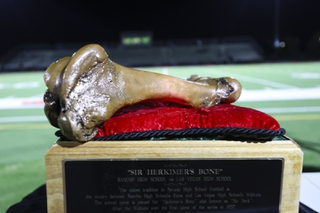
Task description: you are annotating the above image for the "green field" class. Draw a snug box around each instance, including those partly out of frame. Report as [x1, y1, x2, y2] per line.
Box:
[1, 62, 320, 212]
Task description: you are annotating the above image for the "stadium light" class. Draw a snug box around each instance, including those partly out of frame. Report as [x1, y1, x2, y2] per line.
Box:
[120, 31, 153, 46]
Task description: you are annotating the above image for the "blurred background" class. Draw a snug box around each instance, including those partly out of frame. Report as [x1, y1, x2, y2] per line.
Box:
[1, 0, 320, 69]
[1, 0, 320, 212]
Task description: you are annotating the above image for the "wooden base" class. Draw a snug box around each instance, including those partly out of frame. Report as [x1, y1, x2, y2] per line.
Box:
[46, 137, 303, 213]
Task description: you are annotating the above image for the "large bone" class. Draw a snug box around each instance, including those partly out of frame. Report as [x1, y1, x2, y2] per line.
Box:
[44, 44, 242, 142]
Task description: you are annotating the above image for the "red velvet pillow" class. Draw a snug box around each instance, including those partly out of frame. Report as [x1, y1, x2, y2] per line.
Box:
[94, 101, 285, 141]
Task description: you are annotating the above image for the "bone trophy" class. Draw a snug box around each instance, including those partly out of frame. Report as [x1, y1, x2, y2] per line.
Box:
[43, 44, 242, 142]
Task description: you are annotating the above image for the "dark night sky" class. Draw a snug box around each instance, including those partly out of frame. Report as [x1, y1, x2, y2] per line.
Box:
[1, 0, 320, 56]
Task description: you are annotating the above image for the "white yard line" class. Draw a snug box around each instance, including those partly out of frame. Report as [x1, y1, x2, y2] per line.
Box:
[238, 87, 320, 102]
[210, 69, 298, 89]
[0, 116, 47, 122]
[256, 106, 320, 114]
[0, 82, 41, 89]
[234, 75, 298, 89]
[0, 97, 44, 109]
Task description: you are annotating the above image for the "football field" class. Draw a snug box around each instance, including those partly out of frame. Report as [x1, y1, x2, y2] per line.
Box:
[1, 62, 320, 212]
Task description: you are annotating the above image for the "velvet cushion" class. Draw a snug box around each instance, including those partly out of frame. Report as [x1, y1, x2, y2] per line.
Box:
[94, 101, 285, 141]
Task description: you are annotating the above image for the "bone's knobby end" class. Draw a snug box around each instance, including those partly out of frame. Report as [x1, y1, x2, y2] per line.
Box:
[220, 77, 242, 104]
[44, 56, 71, 92]
[57, 110, 95, 142]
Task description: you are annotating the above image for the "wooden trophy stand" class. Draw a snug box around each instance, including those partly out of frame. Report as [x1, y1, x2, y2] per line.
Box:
[46, 137, 303, 213]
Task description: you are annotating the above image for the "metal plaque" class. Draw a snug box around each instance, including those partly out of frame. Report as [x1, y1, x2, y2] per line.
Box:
[63, 159, 283, 213]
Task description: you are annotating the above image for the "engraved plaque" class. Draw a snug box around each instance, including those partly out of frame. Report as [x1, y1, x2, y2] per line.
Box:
[63, 159, 283, 213]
